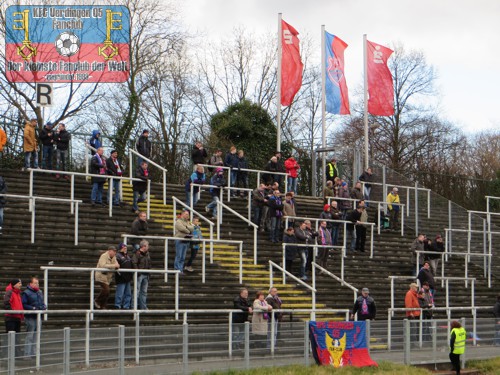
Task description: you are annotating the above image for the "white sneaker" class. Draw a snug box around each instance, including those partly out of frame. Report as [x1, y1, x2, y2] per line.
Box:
[204, 206, 209, 213]
[185, 266, 194, 272]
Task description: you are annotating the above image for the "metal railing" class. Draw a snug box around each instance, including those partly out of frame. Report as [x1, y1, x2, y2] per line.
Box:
[39, 266, 180, 320]
[216, 199, 258, 264]
[27, 168, 150, 218]
[0, 193, 81, 245]
[122, 234, 244, 284]
[327, 196, 406, 236]
[312, 262, 359, 304]
[189, 183, 223, 219]
[129, 148, 167, 205]
[284, 215, 375, 258]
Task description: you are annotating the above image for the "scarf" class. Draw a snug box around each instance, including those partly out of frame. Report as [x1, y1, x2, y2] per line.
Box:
[143, 169, 149, 177]
[361, 298, 369, 315]
[261, 300, 269, 320]
[113, 159, 122, 175]
[95, 154, 106, 175]
[320, 228, 326, 245]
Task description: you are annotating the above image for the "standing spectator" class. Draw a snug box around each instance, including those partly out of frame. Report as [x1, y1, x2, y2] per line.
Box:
[191, 141, 207, 166]
[386, 187, 400, 230]
[493, 294, 500, 346]
[54, 123, 71, 179]
[236, 150, 249, 197]
[355, 203, 368, 253]
[283, 226, 297, 274]
[284, 156, 300, 195]
[208, 149, 223, 172]
[0, 126, 6, 157]
[252, 183, 268, 229]
[252, 291, 272, 348]
[95, 246, 119, 309]
[39, 122, 54, 170]
[359, 167, 374, 203]
[323, 180, 334, 204]
[274, 151, 286, 188]
[185, 216, 203, 273]
[3, 279, 23, 357]
[185, 165, 206, 207]
[295, 221, 313, 280]
[268, 190, 284, 243]
[174, 210, 194, 274]
[264, 156, 279, 185]
[265, 287, 283, 348]
[22, 276, 46, 358]
[350, 181, 364, 205]
[132, 240, 151, 310]
[131, 211, 148, 251]
[304, 220, 318, 272]
[23, 118, 38, 170]
[325, 158, 339, 183]
[0, 176, 6, 234]
[106, 149, 124, 206]
[114, 243, 133, 310]
[205, 168, 225, 219]
[132, 161, 151, 213]
[329, 200, 342, 246]
[89, 130, 101, 155]
[338, 182, 351, 219]
[351, 288, 376, 321]
[417, 261, 436, 297]
[411, 234, 426, 276]
[405, 283, 421, 343]
[346, 206, 363, 253]
[320, 204, 333, 232]
[232, 288, 252, 350]
[136, 129, 152, 166]
[224, 146, 239, 196]
[282, 192, 296, 229]
[317, 221, 333, 270]
[449, 321, 466, 375]
[419, 281, 434, 342]
[90, 147, 107, 207]
[429, 234, 444, 276]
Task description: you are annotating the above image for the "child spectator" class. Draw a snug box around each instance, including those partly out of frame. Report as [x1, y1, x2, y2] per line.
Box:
[185, 216, 203, 272]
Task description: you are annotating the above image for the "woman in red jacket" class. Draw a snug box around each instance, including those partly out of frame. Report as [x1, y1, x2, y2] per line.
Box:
[284, 156, 300, 195]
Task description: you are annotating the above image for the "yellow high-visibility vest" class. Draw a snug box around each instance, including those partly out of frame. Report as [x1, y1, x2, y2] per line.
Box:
[450, 327, 466, 354]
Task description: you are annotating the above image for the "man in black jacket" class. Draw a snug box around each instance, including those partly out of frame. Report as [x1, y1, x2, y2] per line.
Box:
[54, 123, 71, 179]
[39, 122, 54, 170]
[132, 161, 150, 213]
[136, 130, 152, 166]
[114, 243, 133, 309]
[351, 288, 376, 321]
[232, 288, 252, 349]
[191, 141, 207, 166]
[346, 206, 363, 253]
[106, 149, 124, 206]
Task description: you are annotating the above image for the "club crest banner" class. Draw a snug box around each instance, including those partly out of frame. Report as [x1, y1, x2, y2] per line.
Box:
[309, 321, 378, 368]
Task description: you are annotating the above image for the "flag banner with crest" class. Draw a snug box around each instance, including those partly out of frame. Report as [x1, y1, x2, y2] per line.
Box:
[280, 19, 303, 106]
[309, 321, 378, 368]
[366, 40, 394, 116]
[324, 31, 350, 114]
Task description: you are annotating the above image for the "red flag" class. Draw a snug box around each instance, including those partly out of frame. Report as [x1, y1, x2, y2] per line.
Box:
[366, 40, 394, 116]
[281, 20, 303, 106]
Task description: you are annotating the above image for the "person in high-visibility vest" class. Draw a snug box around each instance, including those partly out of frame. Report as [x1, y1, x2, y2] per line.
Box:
[449, 320, 466, 375]
[325, 158, 339, 183]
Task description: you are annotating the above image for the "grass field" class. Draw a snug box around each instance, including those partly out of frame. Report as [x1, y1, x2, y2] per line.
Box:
[202, 357, 500, 375]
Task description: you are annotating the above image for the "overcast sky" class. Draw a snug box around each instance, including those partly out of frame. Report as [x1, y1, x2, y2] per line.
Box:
[180, 0, 500, 133]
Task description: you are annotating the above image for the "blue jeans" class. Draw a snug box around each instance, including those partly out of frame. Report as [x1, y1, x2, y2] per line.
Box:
[347, 227, 356, 251]
[298, 249, 307, 277]
[24, 151, 38, 169]
[42, 145, 53, 169]
[269, 217, 281, 242]
[91, 182, 104, 203]
[186, 191, 200, 207]
[133, 190, 146, 211]
[108, 179, 120, 205]
[24, 317, 38, 357]
[174, 240, 189, 271]
[252, 206, 262, 227]
[232, 323, 245, 349]
[0, 207, 3, 228]
[56, 149, 68, 171]
[267, 319, 279, 349]
[115, 282, 132, 309]
[186, 246, 199, 267]
[287, 177, 297, 194]
[230, 170, 238, 189]
[206, 196, 219, 217]
[363, 186, 371, 201]
[331, 225, 339, 246]
[136, 274, 149, 309]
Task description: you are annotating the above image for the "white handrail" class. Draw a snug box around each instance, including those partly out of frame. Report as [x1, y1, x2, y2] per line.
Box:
[216, 200, 258, 264]
[129, 148, 167, 205]
[40, 266, 180, 321]
[190, 183, 224, 219]
[312, 262, 358, 303]
[0, 193, 81, 245]
[122, 234, 245, 284]
[224, 187, 253, 218]
[27, 168, 149, 218]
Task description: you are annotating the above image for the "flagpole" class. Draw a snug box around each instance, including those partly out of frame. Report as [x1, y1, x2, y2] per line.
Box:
[321, 25, 327, 196]
[276, 13, 282, 153]
[363, 34, 369, 170]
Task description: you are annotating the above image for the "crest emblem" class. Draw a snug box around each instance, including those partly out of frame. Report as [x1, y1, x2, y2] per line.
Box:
[325, 331, 346, 367]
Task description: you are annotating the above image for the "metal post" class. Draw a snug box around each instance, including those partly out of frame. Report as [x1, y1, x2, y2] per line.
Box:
[404, 319, 410, 365]
[29, 169, 33, 211]
[432, 320, 437, 370]
[239, 243, 243, 284]
[182, 323, 189, 374]
[175, 272, 179, 320]
[70, 175, 75, 214]
[244, 322, 250, 369]
[472, 308, 477, 347]
[85, 312, 90, 367]
[44, 269, 49, 321]
[108, 177, 113, 217]
[460, 317, 466, 370]
[63, 327, 70, 375]
[228, 313, 233, 357]
[146, 179, 151, 219]
[304, 320, 310, 366]
[427, 190, 430, 219]
[118, 325, 125, 375]
[448, 201, 452, 257]
[387, 310, 392, 351]
[382, 165, 386, 202]
[366, 319, 371, 354]
[36, 313, 41, 370]
[135, 313, 140, 364]
[90, 270, 95, 320]
[133, 273, 138, 314]
[163, 170, 167, 205]
[254, 226, 257, 265]
[467, 212, 471, 259]
[7, 331, 15, 375]
[419, 313, 423, 348]
[390, 278, 394, 317]
[74, 202, 79, 246]
[164, 240, 169, 283]
[401, 205, 405, 236]
[414, 182, 419, 236]
[370, 225, 374, 258]
[270, 313, 276, 356]
[31, 198, 35, 243]
[202, 241, 206, 284]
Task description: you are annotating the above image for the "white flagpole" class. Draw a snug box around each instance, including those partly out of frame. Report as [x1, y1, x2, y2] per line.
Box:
[276, 13, 283, 152]
[321, 25, 327, 195]
[363, 34, 369, 170]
